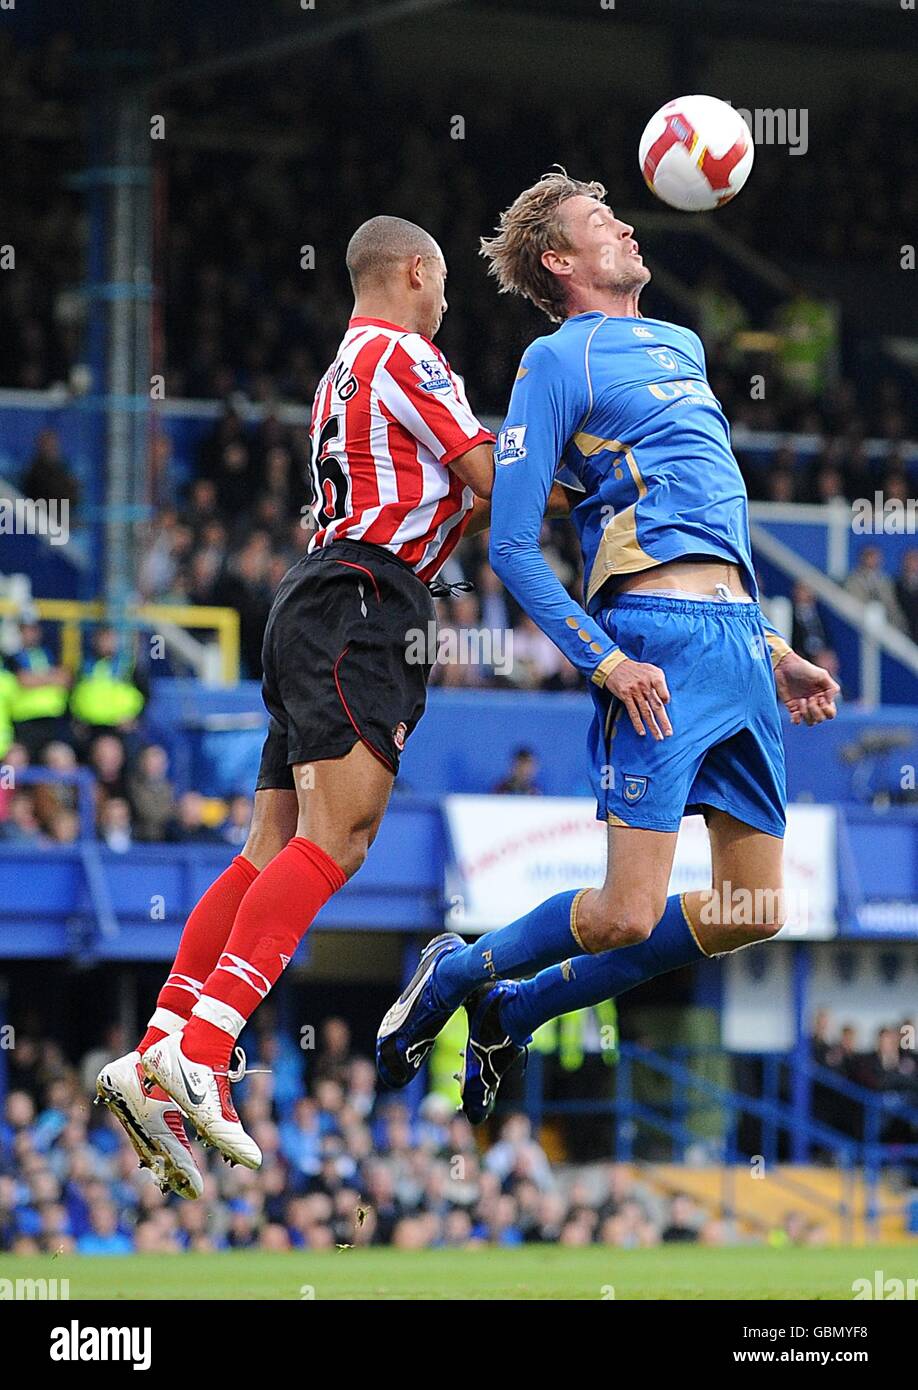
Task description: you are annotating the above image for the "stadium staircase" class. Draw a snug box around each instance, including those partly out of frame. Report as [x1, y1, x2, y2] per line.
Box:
[644, 1164, 909, 1246]
[525, 1044, 918, 1244]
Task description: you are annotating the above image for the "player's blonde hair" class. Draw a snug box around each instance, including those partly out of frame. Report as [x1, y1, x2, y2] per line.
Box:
[480, 170, 607, 322]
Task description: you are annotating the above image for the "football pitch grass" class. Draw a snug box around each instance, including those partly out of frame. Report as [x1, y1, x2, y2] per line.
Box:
[2, 1244, 914, 1300]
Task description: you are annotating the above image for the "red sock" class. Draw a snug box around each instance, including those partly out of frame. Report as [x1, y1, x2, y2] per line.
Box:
[137, 855, 260, 1054]
[182, 838, 346, 1070]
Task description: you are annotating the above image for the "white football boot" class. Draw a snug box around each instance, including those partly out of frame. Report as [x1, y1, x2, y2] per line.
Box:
[96, 1051, 204, 1199]
[141, 1032, 262, 1171]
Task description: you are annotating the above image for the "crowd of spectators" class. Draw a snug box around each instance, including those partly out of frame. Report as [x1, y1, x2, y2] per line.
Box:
[0, 611, 253, 848]
[130, 400, 918, 688]
[10, 415, 918, 709]
[810, 1010, 918, 1147]
[2, 31, 917, 432]
[0, 732, 253, 852]
[2, 35, 917, 755]
[0, 1018, 827, 1255]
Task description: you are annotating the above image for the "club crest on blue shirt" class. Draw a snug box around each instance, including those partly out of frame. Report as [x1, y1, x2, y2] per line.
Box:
[622, 774, 649, 804]
[411, 359, 453, 393]
[647, 347, 677, 371]
[495, 425, 527, 465]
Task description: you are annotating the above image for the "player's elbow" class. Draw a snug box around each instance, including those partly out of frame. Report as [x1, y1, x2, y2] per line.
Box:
[488, 534, 520, 583]
[472, 471, 493, 502]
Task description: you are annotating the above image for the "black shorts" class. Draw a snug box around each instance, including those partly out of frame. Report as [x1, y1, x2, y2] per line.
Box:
[256, 539, 436, 790]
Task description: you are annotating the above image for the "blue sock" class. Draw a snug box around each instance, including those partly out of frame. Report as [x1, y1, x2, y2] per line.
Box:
[500, 894, 705, 1045]
[434, 890, 586, 1010]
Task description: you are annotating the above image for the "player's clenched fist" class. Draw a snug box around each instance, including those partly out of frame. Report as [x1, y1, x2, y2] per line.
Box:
[773, 651, 840, 727]
[605, 658, 672, 740]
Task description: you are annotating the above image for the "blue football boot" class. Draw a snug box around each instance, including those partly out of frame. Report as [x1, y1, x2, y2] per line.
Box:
[459, 981, 528, 1126]
[376, 932, 465, 1088]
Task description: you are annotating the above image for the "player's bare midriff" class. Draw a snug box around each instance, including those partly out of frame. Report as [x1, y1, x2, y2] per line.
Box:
[612, 555, 750, 600]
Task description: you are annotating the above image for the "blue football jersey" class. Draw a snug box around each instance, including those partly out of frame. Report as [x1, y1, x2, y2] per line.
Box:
[490, 311, 784, 685]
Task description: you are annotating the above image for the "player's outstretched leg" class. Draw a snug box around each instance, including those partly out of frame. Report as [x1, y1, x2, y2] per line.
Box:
[147, 743, 391, 1167]
[375, 890, 591, 1088]
[459, 892, 703, 1123]
[460, 814, 786, 1123]
[376, 825, 676, 1085]
[100, 790, 297, 1193]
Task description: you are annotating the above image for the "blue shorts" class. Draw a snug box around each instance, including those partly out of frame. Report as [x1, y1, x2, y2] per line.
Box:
[588, 594, 786, 838]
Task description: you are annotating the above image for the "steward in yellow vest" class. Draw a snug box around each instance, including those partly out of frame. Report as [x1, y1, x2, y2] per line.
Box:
[9, 619, 72, 755]
[0, 666, 18, 761]
[70, 626, 146, 730]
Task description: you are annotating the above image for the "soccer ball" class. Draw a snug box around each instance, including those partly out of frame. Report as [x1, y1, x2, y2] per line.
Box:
[639, 95, 754, 212]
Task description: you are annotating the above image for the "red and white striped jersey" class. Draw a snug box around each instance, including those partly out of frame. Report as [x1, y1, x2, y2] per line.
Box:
[307, 317, 493, 582]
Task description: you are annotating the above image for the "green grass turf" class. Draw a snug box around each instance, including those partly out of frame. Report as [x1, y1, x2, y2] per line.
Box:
[1, 1244, 914, 1300]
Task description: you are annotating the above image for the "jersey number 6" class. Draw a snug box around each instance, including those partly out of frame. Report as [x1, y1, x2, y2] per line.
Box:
[313, 414, 351, 523]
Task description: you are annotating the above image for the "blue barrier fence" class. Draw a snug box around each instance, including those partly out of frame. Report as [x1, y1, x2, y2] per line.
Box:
[2, 779, 918, 956]
[521, 1042, 918, 1240]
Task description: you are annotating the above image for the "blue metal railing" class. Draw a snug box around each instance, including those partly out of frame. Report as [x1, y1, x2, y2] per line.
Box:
[521, 1042, 918, 1240]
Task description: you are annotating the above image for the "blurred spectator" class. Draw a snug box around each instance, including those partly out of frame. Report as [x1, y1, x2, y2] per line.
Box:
[312, 1018, 353, 1089]
[47, 806, 80, 844]
[824, 1023, 861, 1085]
[494, 746, 541, 796]
[70, 627, 146, 735]
[509, 615, 564, 689]
[77, 1201, 133, 1256]
[859, 1027, 918, 1094]
[166, 791, 223, 843]
[0, 791, 41, 843]
[7, 615, 71, 758]
[31, 740, 79, 829]
[844, 546, 908, 631]
[127, 744, 176, 842]
[212, 540, 273, 678]
[99, 797, 133, 853]
[790, 581, 836, 665]
[660, 1193, 701, 1244]
[221, 792, 253, 847]
[810, 1008, 834, 1067]
[87, 734, 128, 806]
[695, 266, 748, 366]
[21, 429, 79, 513]
[895, 549, 918, 644]
[772, 285, 839, 400]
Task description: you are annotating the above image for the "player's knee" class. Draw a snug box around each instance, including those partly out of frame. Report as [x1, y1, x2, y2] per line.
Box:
[747, 882, 786, 939]
[323, 827, 372, 881]
[749, 897, 786, 940]
[242, 823, 291, 870]
[718, 886, 785, 944]
[583, 902, 660, 952]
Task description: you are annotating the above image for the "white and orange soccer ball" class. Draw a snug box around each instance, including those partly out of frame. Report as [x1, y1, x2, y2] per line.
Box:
[639, 95, 754, 212]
